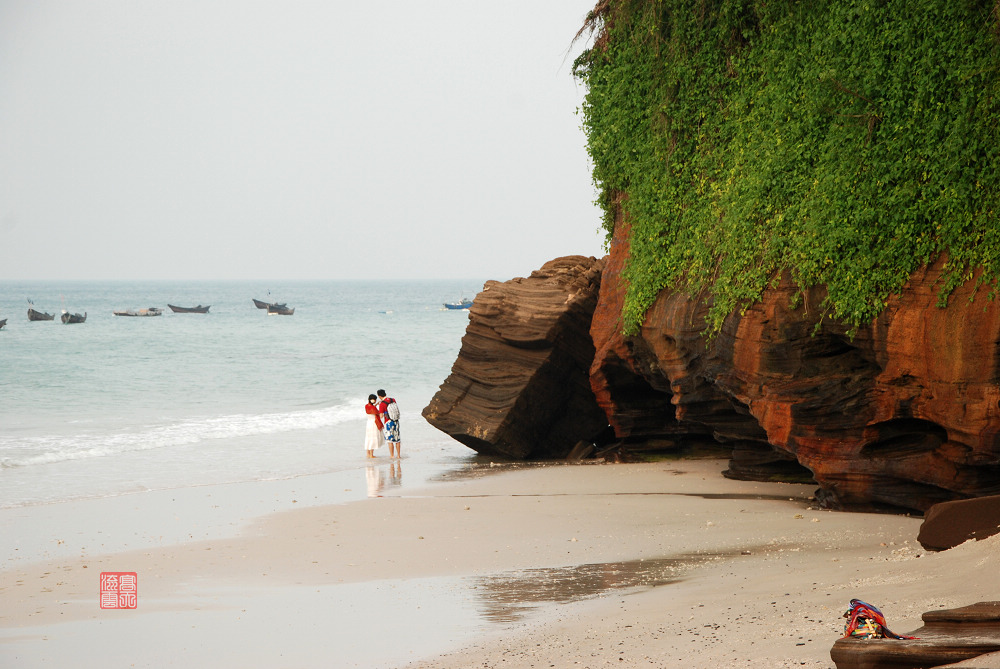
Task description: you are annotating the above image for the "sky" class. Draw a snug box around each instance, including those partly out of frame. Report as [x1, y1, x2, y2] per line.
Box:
[0, 0, 606, 281]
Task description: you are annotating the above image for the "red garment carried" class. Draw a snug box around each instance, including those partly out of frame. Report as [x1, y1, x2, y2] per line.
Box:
[365, 402, 383, 430]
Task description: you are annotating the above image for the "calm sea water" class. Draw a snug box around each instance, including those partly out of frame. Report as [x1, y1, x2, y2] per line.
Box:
[0, 280, 483, 507]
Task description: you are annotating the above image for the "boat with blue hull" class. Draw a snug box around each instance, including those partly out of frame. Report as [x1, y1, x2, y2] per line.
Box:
[443, 298, 473, 310]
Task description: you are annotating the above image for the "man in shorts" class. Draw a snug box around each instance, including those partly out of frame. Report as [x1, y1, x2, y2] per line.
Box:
[377, 389, 401, 459]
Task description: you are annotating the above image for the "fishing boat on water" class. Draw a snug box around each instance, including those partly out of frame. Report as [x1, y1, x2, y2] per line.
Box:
[253, 298, 288, 310]
[167, 304, 210, 314]
[443, 298, 473, 310]
[27, 308, 55, 321]
[61, 311, 87, 324]
[266, 303, 295, 316]
[113, 307, 163, 317]
[0, 318, 6, 330]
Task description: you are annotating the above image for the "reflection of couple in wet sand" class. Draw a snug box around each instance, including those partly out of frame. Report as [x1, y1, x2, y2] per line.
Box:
[363, 389, 402, 459]
[365, 460, 402, 497]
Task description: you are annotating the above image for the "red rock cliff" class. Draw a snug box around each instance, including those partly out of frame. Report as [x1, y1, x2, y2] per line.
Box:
[592, 217, 1000, 512]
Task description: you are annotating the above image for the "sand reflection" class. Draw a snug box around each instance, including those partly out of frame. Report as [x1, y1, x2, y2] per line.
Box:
[365, 461, 403, 497]
[467, 553, 733, 623]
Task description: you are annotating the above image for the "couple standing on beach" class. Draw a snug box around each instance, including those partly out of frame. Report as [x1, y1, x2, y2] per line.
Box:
[364, 389, 402, 459]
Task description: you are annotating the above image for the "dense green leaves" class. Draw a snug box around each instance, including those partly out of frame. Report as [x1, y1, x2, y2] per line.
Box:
[575, 0, 1000, 334]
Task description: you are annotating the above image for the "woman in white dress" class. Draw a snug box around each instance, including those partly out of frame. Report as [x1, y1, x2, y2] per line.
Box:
[364, 394, 384, 458]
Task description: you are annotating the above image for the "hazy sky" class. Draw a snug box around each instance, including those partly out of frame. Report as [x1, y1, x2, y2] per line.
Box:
[0, 1, 605, 281]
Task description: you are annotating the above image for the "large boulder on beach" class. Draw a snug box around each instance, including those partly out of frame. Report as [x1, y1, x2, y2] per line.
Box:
[422, 256, 608, 459]
[918, 495, 1000, 551]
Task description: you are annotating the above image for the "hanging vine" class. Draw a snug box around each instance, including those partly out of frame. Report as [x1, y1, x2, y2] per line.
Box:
[574, 0, 1000, 334]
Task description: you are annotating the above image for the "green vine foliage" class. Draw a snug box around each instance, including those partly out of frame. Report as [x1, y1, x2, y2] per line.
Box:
[574, 0, 1000, 335]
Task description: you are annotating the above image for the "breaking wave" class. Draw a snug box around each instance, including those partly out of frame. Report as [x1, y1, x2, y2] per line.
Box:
[0, 402, 361, 469]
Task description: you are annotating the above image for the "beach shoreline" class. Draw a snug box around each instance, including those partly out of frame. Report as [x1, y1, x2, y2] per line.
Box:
[2, 458, 997, 668]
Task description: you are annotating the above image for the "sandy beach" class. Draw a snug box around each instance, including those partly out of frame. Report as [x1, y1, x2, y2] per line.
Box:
[2, 458, 998, 668]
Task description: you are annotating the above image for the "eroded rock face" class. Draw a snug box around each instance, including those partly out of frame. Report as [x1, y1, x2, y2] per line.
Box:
[589, 216, 685, 445]
[711, 258, 1000, 512]
[601, 228, 1000, 511]
[429, 218, 1000, 510]
[422, 256, 608, 459]
[590, 212, 811, 480]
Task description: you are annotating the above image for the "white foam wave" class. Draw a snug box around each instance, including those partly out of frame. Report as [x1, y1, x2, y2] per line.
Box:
[0, 403, 361, 469]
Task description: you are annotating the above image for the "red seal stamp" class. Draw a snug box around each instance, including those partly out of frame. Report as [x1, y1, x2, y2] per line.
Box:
[100, 572, 137, 609]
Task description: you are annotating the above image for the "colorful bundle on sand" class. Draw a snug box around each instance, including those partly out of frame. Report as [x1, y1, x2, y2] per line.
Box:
[842, 599, 918, 640]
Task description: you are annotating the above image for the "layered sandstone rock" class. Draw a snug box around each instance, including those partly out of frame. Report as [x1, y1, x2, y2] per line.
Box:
[596, 214, 1000, 510]
[589, 211, 812, 481]
[428, 219, 1000, 510]
[589, 214, 687, 446]
[422, 256, 608, 459]
[704, 258, 1000, 512]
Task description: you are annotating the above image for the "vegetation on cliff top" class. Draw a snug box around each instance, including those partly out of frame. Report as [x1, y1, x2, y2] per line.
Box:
[574, 0, 1000, 334]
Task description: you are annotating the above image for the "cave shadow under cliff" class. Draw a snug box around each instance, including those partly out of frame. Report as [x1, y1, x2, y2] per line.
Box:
[859, 418, 948, 459]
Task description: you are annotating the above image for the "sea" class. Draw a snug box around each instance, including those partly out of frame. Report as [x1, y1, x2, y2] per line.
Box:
[0, 280, 690, 668]
[0, 280, 484, 509]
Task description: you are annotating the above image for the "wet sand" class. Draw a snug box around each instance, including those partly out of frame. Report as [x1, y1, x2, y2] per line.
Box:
[2, 459, 998, 668]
